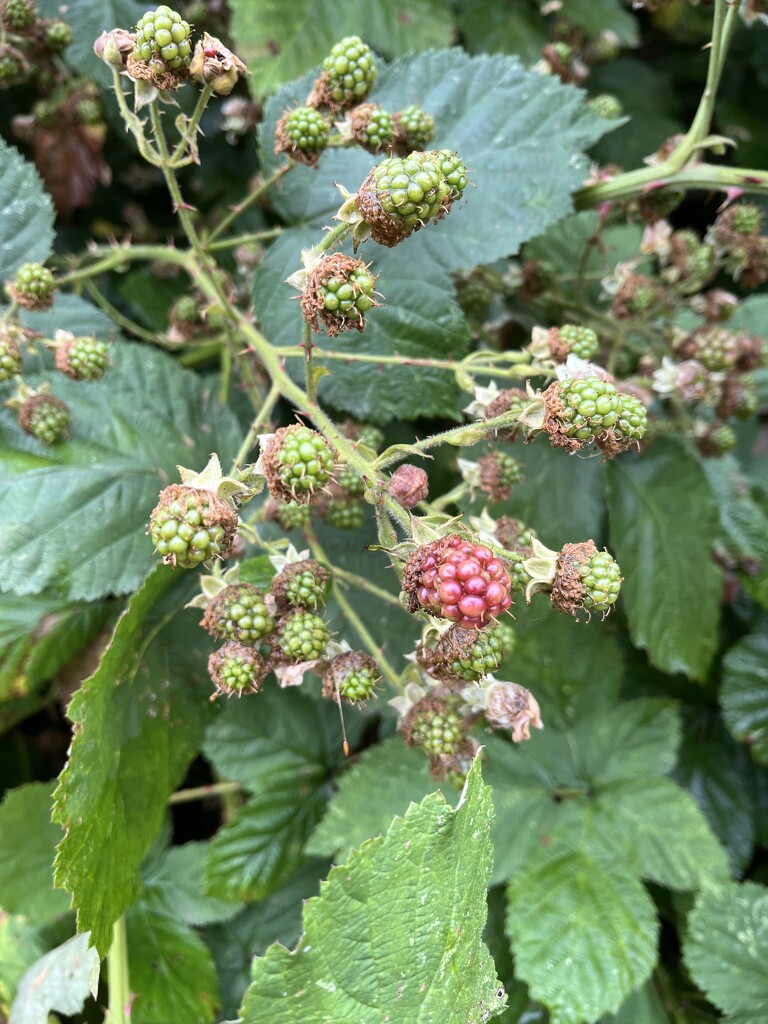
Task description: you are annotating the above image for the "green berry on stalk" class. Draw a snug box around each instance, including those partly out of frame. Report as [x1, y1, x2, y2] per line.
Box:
[208, 641, 267, 697]
[730, 204, 762, 236]
[615, 393, 647, 443]
[133, 5, 192, 70]
[349, 103, 395, 153]
[579, 550, 622, 614]
[589, 94, 624, 120]
[335, 462, 365, 495]
[277, 500, 311, 532]
[301, 253, 378, 336]
[495, 619, 516, 659]
[33, 99, 58, 127]
[406, 699, 465, 757]
[478, 450, 523, 503]
[262, 424, 335, 505]
[317, 35, 376, 108]
[2, 0, 35, 31]
[356, 151, 451, 247]
[559, 324, 599, 360]
[149, 484, 238, 569]
[0, 46, 26, 85]
[322, 650, 380, 704]
[543, 375, 620, 451]
[551, 541, 621, 618]
[356, 423, 385, 452]
[437, 150, 469, 201]
[272, 610, 329, 662]
[44, 19, 73, 52]
[271, 559, 331, 612]
[449, 625, 505, 682]
[55, 335, 109, 381]
[75, 97, 103, 125]
[0, 332, 22, 380]
[19, 394, 69, 444]
[685, 326, 740, 373]
[7, 262, 55, 311]
[393, 105, 435, 150]
[323, 493, 364, 530]
[275, 106, 329, 165]
[201, 582, 275, 644]
[700, 423, 737, 457]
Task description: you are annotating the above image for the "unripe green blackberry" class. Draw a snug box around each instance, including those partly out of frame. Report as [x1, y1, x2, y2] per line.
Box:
[0, 332, 22, 380]
[477, 450, 523, 503]
[393, 105, 435, 151]
[449, 625, 505, 682]
[301, 254, 378, 336]
[209, 641, 267, 697]
[170, 295, 200, 327]
[349, 103, 394, 153]
[357, 423, 385, 451]
[551, 41, 572, 62]
[323, 493, 364, 529]
[276, 500, 311, 531]
[44, 19, 73, 52]
[133, 5, 192, 70]
[356, 151, 451, 247]
[335, 462, 365, 495]
[730, 204, 762, 236]
[717, 375, 758, 421]
[551, 541, 621, 618]
[275, 106, 330, 166]
[270, 559, 331, 612]
[684, 326, 740, 373]
[437, 150, 469, 201]
[457, 279, 492, 322]
[495, 619, 516, 659]
[7, 262, 55, 311]
[406, 699, 465, 757]
[33, 99, 58, 127]
[322, 650, 380, 704]
[55, 335, 110, 381]
[559, 324, 599, 360]
[201, 582, 275, 644]
[272, 610, 329, 662]
[589, 94, 624, 120]
[615, 393, 647, 443]
[317, 35, 376, 108]
[543, 375, 620, 449]
[19, 394, 69, 444]
[149, 484, 238, 569]
[75, 97, 103, 125]
[699, 423, 737, 457]
[0, 48, 25, 85]
[262, 425, 335, 505]
[2, 0, 35, 31]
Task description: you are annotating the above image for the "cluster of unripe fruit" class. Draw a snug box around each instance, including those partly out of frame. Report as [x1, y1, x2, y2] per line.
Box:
[0, 0, 72, 90]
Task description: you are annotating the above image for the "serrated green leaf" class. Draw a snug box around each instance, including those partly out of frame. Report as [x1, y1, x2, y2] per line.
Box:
[53, 569, 214, 954]
[0, 138, 54, 281]
[721, 628, 768, 765]
[607, 441, 722, 680]
[702, 455, 768, 563]
[0, 342, 241, 601]
[237, 555, 277, 590]
[231, 0, 453, 98]
[507, 846, 658, 1024]
[142, 842, 241, 927]
[202, 687, 348, 902]
[36, 0, 146, 84]
[307, 735, 452, 860]
[126, 904, 219, 1024]
[0, 782, 69, 923]
[9, 933, 99, 1024]
[684, 881, 768, 1024]
[240, 758, 506, 1024]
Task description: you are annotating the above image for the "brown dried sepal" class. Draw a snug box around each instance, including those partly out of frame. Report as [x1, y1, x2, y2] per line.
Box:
[347, 103, 388, 153]
[549, 541, 596, 617]
[200, 582, 263, 638]
[300, 253, 378, 336]
[477, 453, 512, 503]
[495, 517, 530, 553]
[610, 273, 667, 320]
[416, 625, 479, 680]
[126, 51, 187, 91]
[261, 425, 330, 506]
[151, 484, 238, 567]
[389, 463, 428, 509]
[321, 649, 380, 704]
[736, 334, 766, 372]
[541, 381, 583, 454]
[274, 108, 322, 167]
[355, 167, 409, 248]
[428, 737, 480, 783]
[270, 559, 331, 614]
[189, 34, 247, 95]
[6, 281, 53, 312]
[53, 335, 83, 379]
[208, 641, 268, 698]
[18, 394, 68, 437]
[307, 71, 341, 112]
[484, 387, 527, 442]
[484, 682, 543, 741]
[401, 540, 439, 615]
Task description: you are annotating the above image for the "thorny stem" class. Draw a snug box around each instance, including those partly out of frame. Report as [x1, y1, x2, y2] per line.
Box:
[374, 410, 525, 470]
[83, 281, 159, 342]
[205, 227, 284, 252]
[107, 917, 131, 1024]
[274, 345, 537, 380]
[110, 69, 161, 165]
[310, 222, 352, 255]
[168, 781, 241, 805]
[303, 320, 318, 403]
[169, 84, 214, 166]
[206, 162, 293, 244]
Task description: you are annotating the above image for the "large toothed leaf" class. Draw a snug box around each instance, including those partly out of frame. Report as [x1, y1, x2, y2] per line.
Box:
[0, 338, 241, 601]
[607, 441, 722, 680]
[0, 138, 54, 281]
[721, 628, 768, 766]
[684, 881, 768, 1024]
[52, 569, 215, 954]
[239, 758, 506, 1024]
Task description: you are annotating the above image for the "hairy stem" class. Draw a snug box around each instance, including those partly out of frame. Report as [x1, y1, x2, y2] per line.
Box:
[206, 162, 293, 244]
[107, 917, 131, 1024]
[168, 781, 242, 805]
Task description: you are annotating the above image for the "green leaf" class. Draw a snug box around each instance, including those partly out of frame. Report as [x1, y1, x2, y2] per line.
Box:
[455, 0, 548, 64]
[721, 628, 768, 765]
[607, 441, 722, 681]
[701, 455, 768, 563]
[9, 933, 99, 1024]
[0, 341, 241, 600]
[506, 847, 658, 1024]
[126, 904, 219, 1024]
[684, 881, 768, 1024]
[52, 569, 214, 954]
[0, 138, 54, 281]
[0, 782, 69, 923]
[560, 0, 640, 44]
[600, 982, 671, 1024]
[307, 735, 453, 860]
[36, 0, 147, 84]
[240, 758, 506, 1024]
[0, 916, 44, 1015]
[202, 686, 347, 901]
[19, 291, 121, 341]
[231, 0, 454, 98]
[142, 842, 242, 927]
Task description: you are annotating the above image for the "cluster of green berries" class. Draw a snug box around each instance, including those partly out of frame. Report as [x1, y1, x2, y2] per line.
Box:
[322, 650, 380, 704]
[559, 324, 600, 361]
[271, 559, 331, 612]
[729, 204, 762, 236]
[45, 19, 72, 51]
[449, 626, 505, 682]
[54, 336, 110, 381]
[262, 425, 336, 504]
[209, 643, 267, 697]
[19, 394, 69, 444]
[7, 262, 55, 310]
[301, 254, 377, 336]
[149, 485, 237, 569]
[202, 583, 275, 645]
[0, 333, 23, 381]
[578, 551, 622, 614]
[393, 106, 435, 150]
[407, 700, 465, 758]
[322, 493, 364, 530]
[275, 106, 330, 164]
[2, 0, 35, 31]
[615, 394, 647, 442]
[0, 47, 26, 85]
[271, 610, 330, 662]
[543, 375, 647, 455]
[682, 326, 740, 373]
[478, 450, 523, 503]
[349, 103, 394, 152]
[276, 501, 311, 532]
[589, 94, 623, 120]
[133, 5, 192, 70]
[550, 542, 622, 618]
[320, 35, 377, 108]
